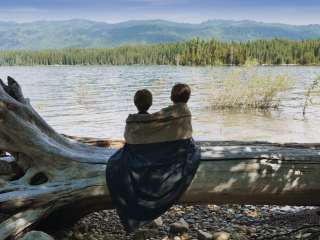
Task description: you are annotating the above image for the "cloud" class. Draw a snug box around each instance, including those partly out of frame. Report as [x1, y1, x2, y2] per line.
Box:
[0, 7, 41, 13]
[0, 0, 319, 25]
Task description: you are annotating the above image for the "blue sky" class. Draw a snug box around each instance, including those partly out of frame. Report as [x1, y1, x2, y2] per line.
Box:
[0, 0, 319, 25]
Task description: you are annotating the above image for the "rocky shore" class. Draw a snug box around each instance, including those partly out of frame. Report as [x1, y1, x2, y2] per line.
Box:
[54, 204, 320, 240]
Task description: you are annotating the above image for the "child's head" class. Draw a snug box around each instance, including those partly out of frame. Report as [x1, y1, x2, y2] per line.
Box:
[171, 83, 191, 103]
[134, 89, 153, 113]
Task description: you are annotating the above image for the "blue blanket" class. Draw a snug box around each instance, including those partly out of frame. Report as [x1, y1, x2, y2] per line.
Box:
[106, 138, 200, 232]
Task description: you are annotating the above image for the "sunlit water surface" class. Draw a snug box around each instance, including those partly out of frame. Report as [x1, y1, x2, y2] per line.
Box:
[0, 65, 319, 142]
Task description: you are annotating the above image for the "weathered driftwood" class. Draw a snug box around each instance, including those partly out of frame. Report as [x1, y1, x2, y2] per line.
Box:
[0, 76, 320, 239]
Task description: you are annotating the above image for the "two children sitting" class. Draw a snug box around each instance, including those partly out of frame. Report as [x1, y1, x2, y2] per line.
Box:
[106, 83, 199, 233]
[133, 83, 191, 115]
[125, 83, 193, 144]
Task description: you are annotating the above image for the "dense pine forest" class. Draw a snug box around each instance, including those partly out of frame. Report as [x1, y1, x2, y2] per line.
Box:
[0, 38, 320, 66]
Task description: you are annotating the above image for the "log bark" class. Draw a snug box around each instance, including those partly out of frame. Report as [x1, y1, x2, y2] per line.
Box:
[0, 76, 319, 239]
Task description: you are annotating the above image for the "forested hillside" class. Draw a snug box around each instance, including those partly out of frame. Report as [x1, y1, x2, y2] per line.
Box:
[0, 19, 320, 50]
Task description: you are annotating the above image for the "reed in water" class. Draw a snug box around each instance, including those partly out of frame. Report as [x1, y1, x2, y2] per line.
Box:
[210, 66, 293, 110]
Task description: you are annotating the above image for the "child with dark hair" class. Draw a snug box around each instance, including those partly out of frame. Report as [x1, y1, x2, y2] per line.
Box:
[134, 89, 152, 114]
[170, 83, 191, 104]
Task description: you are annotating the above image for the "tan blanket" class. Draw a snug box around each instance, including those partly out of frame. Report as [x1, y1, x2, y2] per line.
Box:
[124, 103, 193, 144]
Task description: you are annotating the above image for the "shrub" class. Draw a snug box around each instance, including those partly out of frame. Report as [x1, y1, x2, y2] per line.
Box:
[211, 67, 293, 110]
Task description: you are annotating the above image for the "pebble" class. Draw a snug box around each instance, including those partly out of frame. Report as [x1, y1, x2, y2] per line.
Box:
[151, 217, 164, 228]
[170, 218, 189, 235]
[52, 205, 320, 240]
[212, 231, 230, 240]
[198, 229, 213, 240]
[233, 233, 248, 240]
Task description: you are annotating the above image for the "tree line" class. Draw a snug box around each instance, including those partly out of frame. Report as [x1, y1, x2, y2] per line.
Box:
[0, 38, 320, 66]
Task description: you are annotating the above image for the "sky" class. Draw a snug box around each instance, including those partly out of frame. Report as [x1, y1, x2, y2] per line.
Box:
[0, 0, 320, 25]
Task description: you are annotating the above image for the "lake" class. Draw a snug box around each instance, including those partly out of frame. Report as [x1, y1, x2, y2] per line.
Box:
[0, 65, 319, 142]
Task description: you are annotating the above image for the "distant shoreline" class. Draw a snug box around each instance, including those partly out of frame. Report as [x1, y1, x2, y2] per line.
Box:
[0, 39, 319, 66]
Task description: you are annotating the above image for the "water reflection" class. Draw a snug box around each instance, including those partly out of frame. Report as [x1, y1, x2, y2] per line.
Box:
[0, 65, 319, 142]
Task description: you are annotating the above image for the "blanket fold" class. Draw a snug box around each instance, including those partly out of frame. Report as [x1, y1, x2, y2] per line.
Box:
[124, 103, 193, 144]
[106, 104, 200, 232]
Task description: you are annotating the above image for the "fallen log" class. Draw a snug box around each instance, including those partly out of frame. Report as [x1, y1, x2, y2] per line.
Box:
[0, 76, 319, 239]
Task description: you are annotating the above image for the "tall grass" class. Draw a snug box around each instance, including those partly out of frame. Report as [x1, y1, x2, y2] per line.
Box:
[211, 67, 293, 110]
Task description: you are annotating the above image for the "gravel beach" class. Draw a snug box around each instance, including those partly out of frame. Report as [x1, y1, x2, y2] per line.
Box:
[53, 204, 320, 240]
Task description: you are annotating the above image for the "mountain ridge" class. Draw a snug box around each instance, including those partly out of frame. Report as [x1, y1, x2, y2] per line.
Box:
[0, 19, 319, 50]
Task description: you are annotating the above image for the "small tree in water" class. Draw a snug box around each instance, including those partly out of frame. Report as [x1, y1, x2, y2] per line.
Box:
[302, 76, 320, 117]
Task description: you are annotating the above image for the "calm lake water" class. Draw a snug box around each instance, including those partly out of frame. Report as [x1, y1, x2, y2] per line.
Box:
[0, 65, 319, 142]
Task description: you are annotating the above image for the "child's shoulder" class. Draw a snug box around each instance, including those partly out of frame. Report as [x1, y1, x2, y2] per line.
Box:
[162, 103, 190, 113]
[126, 112, 151, 123]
